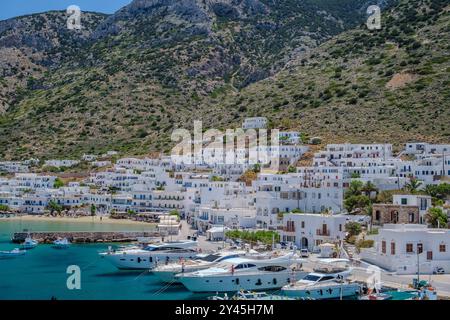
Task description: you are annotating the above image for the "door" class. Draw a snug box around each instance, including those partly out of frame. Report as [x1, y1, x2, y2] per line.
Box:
[322, 224, 328, 235]
[301, 237, 308, 250]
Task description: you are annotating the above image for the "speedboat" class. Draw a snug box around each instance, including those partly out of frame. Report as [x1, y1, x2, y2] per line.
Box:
[177, 252, 307, 293]
[53, 238, 71, 249]
[0, 248, 26, 257]
[22, 236, 38, 249]
[152, 249, 258, 284]
[99, 240, 198, 270]
[281, 258, 361, 299]
[209, 290, 297, 300]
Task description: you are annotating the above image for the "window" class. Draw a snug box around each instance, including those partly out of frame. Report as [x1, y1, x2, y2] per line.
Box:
[401, 198, 407, 205]
[406, 243, 413, 253]
[391, 242, 396, 255]
[439, 244, 446, 253]
[381, 241, 386, 254]
[301, 221, 305, 228]
[417, 243, 423, 254]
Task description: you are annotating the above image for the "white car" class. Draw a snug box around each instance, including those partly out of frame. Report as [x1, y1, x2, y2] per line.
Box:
[300, 249, 309, 257]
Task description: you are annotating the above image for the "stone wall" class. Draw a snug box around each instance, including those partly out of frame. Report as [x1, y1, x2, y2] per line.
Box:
[12, 231, 160, 244]
[372, 204, 419, 225]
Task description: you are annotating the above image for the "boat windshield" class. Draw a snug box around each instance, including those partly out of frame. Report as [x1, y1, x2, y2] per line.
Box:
[200, 254, 221, 262]
[303, 274, 321, 282]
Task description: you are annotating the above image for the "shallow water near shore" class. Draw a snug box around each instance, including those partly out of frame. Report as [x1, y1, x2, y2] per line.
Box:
[0, 219, 208, 300]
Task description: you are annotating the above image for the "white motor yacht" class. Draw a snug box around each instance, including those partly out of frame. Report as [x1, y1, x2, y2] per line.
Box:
[152, 249, 257, 283]
[177, 252, 306, 292]
[22, 235, 38, 249]
[99, 240, 198, 270]
[281, 258, 361, 299]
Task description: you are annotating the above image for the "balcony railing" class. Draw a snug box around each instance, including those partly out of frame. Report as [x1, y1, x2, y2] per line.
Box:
[316, 229, 330, 236]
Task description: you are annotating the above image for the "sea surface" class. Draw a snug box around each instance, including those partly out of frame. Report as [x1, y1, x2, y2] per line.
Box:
[0, 218, 208, 300]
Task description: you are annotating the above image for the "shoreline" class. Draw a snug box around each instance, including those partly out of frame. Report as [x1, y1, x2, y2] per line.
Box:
[0, 215, 157, 226]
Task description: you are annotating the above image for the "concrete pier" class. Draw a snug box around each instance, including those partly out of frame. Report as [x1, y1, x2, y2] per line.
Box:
[12, 231, 160, 244]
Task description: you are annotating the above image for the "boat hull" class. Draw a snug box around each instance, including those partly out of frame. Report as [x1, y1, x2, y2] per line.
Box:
[179, 271, 308, 293]
[102, 252, 197, 270]
[282, 283, 361, 300]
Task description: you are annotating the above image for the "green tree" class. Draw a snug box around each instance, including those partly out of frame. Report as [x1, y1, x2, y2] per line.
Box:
[345, 180, 364, 198]
[424, 207, 448, 228]
[376, 190, 393, 203]
[344, 194, 371, 214]
[90, 204, 97, 216]
[361, 181, 378, 199]
[169, 210, 180, 220]
[345, 221, 362, 237]
[53, 177, 64, 188]
[47, 200, 63, 216]
[0, 204, 10, 212]
[350, 172, 361, 179]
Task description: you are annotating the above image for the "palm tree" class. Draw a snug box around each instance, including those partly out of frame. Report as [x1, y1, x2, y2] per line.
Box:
[361, 181, 378, 199]
[424, 185, 438, 198]
[345, 180, 364, 198]
[403, 177, 422, 194]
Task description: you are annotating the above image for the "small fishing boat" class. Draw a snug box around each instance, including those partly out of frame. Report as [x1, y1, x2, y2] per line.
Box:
[0, 248, 26, 257]
[53, 238, 71, 249]
[22, 236, 38, 249]
[209, 290, 298, 301]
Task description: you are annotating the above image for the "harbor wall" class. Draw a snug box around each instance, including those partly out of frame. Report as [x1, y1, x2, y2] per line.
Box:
[12, 231, 160, 244]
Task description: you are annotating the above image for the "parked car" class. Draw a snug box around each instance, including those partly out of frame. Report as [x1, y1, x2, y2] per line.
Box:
[433, 267, 445, 275]
[300, 248, 309, 257]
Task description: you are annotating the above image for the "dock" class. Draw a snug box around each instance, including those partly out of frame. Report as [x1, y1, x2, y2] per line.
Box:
[12, 231, 161, 244]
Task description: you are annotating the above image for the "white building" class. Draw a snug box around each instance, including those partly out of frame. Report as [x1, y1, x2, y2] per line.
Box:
[242, 117, 267, 130]
[44, 159, 80, 168]
[279, 213, 347, 252]
[404, 142, 450, 156]
[361, 224, 450, 274]
[313, 143, 393, 167]
[0, 161, 29, 173]
[279, 131, 301, 145]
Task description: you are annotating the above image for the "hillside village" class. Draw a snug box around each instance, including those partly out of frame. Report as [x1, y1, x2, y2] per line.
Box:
[1, 117, 449, 275]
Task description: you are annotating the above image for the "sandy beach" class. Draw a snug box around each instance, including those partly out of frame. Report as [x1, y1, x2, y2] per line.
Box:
[3, 215, 156, 226]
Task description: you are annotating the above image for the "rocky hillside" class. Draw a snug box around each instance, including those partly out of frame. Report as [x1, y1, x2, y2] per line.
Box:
[0, 11, 107, 112]
[0, 0, 448, 159]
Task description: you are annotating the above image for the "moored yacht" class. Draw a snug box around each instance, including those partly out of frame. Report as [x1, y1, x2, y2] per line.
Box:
[281, 258, 361, 299]
[52, 237, 71, 249]
[99, 239, 198, 270]
[177, 252, 306, 293]
[22, 235, 38, 249]
[152, 249, 257, 283]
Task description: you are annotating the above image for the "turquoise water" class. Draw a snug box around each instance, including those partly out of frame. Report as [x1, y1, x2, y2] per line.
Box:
[0, 219, 208, 300]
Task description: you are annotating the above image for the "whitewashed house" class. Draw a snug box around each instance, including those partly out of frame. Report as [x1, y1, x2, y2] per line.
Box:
[361, 224, 450, 274]
[44, 159, 80, 168]
[279, 213, 347, 252]
[242, 117, 267, 130]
